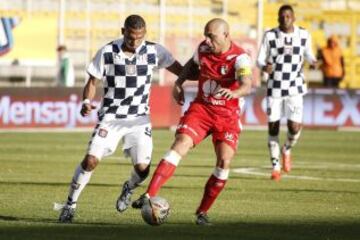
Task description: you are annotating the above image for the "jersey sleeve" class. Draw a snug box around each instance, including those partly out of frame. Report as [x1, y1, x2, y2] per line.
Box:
[155, 44, 176, 69]
[256, 32, 270, 68]
[87, 48, 105, 80]
[304, 31, 317, 64]
[235, 53, 252, 79]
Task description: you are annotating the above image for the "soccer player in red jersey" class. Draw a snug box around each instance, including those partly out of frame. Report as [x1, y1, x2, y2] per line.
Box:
[133, 18, 253, 225]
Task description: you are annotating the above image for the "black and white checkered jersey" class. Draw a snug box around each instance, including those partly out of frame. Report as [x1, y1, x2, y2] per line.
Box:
[87, 39, 175, 121]
[257, 26, 316, 98]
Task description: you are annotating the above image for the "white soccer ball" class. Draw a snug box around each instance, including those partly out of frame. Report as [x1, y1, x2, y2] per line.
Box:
[141, 196, 170, 226]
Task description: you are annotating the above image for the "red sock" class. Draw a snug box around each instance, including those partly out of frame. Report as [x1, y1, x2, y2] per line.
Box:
[196, 174, 227, 214]
[147, 159, 176, 197]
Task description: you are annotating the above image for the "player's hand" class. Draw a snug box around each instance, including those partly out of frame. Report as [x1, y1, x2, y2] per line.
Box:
[172, 83, 185, 105]
[80, 103, 96, 117]
[309, 61, 318, 70]
[262, 63, 273, 74]
[216, 88, 235, 100]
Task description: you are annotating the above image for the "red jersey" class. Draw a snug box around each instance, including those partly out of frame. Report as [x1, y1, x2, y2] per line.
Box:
[193, 41, 251, 115]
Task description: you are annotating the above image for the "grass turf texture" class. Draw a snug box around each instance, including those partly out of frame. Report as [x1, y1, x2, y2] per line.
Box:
[0, 129, 359, 240]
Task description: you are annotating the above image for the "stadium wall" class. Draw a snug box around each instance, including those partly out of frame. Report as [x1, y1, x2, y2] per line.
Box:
[0, 87, 359, 129]
[0, 86, 181, 129]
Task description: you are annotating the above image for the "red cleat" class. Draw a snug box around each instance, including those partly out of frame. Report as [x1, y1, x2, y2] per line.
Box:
[271, 170, 281, 181]
[282, 148, 292, 173]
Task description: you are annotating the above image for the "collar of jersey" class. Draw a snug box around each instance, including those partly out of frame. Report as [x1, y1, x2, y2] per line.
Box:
[277, 25, 299, 36]
[115, 38, 146, 60]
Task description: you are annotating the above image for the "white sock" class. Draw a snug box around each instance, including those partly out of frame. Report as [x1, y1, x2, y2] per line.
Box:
[268, 135, 280, 160]
[271, 158, 281, 171]
[213, 167, 230, 180]
[284, 130, 301, 154]
[127, 169, 145, 190]
[66, 165, 92, 208]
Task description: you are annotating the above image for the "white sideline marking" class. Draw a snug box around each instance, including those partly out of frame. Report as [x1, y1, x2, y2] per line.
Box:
[53, 202, 65, 211]
[232, 167, 360, 183]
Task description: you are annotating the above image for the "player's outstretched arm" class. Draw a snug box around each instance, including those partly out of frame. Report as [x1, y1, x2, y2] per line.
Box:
[166, 60, 183, 77]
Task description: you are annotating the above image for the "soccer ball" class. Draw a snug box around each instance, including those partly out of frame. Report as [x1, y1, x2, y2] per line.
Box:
[141, 196, 170, 226]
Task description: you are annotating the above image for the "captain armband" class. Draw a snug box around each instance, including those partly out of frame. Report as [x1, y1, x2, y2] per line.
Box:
[236, 67, 252, 77]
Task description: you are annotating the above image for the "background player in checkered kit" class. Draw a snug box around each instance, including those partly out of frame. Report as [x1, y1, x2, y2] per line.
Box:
[132, 18, 253, 225]
[58, 15, 183, 223]
[257, 5, 317, 181]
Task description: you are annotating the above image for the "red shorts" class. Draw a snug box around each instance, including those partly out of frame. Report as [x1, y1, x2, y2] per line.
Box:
[176, 102, 242, 151]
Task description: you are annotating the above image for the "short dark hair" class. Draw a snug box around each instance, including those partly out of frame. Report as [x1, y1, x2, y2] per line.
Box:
[124, 15, 146, 29]
[278, 4, 294, 15]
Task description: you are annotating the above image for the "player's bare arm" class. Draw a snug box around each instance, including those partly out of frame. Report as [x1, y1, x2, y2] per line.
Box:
[172, 58, 200, 105]
[262, 63, 273, 74]
[81, 76, 97, 117]
[232, 74, 252, 98]
[217, 74, 252, 100]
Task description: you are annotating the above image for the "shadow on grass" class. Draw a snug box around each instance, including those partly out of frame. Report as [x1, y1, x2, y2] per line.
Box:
[0, 215, 359, 240]
[102, 161, 216, 169]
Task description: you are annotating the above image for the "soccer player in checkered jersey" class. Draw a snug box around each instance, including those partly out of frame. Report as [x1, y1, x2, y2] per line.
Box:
[257, 5, 317, 181]
[58, 15, 183, 223]
[132, 18, 253, 225]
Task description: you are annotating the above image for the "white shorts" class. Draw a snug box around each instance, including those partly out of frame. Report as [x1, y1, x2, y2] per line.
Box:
[87, 116, 153, 165]
[266, 95, 303, 123]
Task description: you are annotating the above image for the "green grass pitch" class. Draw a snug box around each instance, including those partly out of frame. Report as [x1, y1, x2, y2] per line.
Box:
[0, 129, 359, 240]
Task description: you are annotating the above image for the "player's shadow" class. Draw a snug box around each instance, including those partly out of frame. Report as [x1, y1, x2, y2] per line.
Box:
[1, 218, 359, 240]
[0, 181, 119, 188]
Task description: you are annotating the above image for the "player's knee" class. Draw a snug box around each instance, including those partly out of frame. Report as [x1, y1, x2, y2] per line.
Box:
[217, 157, 232, 169]
[134, 163, 150, 179]
[268, 121, 280, 136]
[288, 121, 302, 134]
[172, 134, 193, 156]
[81, 155, 99, 171]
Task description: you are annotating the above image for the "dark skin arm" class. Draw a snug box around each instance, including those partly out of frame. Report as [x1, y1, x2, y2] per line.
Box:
[172, 58, 200, 105]
[262, 63, 273, 74]
[166, 60, 183, 76]
[166, 59, 199, 80]
[80, 76, 97, 117]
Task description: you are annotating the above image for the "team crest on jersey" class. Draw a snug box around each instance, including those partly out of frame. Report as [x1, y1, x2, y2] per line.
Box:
[125, 64, 136, 75]
[98, 128, 108, 138]
[220, 65, 229, 75]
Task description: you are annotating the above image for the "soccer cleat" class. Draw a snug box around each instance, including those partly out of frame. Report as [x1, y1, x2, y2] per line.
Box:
[196, 212, 212, 226]
[116, 181, 134, 213]
[58, 205, 75, 223]
[282, 147, 292, 173]
[131, 193, 149, 209]
[271, 170, 281, 181]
